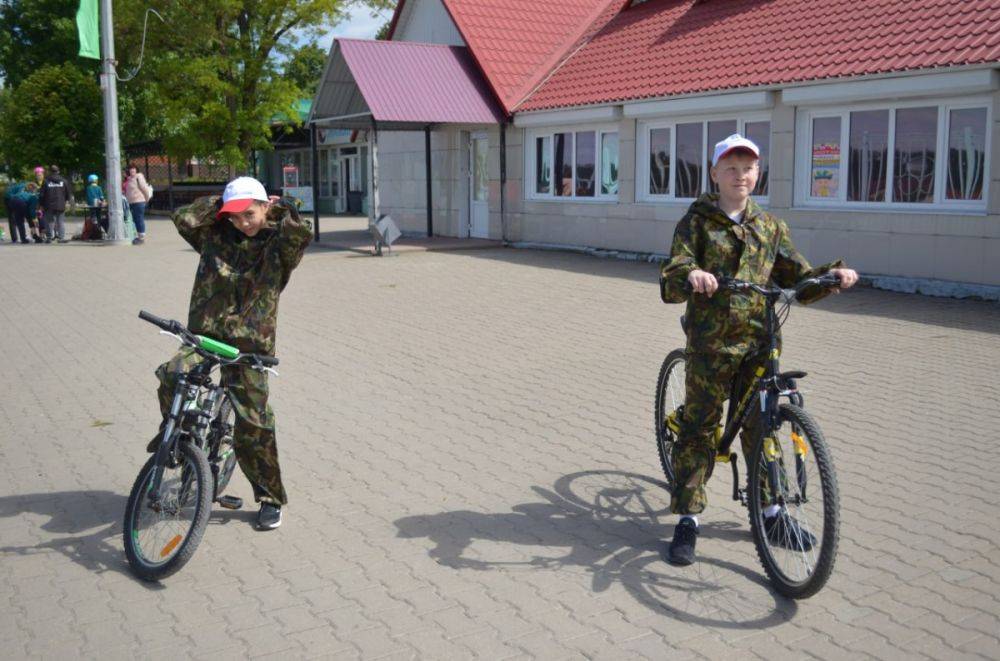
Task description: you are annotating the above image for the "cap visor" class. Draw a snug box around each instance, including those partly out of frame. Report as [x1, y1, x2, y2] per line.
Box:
[715, 146, 759, 165]
[217, 198, 254, 219]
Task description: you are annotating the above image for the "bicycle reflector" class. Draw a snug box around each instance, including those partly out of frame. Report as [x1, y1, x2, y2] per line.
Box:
[197, 336, 240, 359]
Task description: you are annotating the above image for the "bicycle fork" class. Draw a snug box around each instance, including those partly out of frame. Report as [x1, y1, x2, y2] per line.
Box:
[146, 379, 197, 508]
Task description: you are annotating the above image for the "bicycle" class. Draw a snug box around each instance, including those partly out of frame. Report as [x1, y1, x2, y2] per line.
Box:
[654, 274, 842, 599]
[123, 310, 279, 581]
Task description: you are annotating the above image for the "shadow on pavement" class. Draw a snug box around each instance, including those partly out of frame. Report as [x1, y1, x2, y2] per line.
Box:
[0, 490, 161, 588]
[395, 470, 797, 628]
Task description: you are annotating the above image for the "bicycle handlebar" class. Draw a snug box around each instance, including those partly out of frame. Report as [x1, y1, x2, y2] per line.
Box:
[683, 273, 842, 298]
[138, 310, 280, 368]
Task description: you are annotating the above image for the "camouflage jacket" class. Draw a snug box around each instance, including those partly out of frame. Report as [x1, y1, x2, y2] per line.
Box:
[173, 195, 312, 355]
[660, 193, 844, 355]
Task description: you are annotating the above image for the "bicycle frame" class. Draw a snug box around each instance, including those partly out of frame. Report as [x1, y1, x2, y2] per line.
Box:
[695, 283, 811, 507]
[146, 361, 223, 506]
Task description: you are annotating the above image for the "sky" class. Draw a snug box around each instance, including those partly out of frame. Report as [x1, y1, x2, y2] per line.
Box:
[318, 5, 392, 49]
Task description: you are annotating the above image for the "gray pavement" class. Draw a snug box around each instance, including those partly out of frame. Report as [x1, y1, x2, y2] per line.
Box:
[1, 215, 999, 660]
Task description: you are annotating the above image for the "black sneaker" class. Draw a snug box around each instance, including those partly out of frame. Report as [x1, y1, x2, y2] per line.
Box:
[666, 517, 699, 566]
[257, 503, 282, 530]
[764, 511, 816, 551]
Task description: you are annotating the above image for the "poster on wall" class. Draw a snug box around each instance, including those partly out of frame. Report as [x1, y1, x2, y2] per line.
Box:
[282, 165, 299, 189]
[810, 143, 840, 198]
[283, 186, 314, 212]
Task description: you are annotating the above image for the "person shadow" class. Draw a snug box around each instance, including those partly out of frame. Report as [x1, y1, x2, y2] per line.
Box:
[395, 470, 798, 628]
[0, 488, 250, 585]
[0, 490, 149, 581]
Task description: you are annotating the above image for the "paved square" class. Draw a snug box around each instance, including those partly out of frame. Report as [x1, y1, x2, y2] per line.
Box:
[1, 216, 999, 659]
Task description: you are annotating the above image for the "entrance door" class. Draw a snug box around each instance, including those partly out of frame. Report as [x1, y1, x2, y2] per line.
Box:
[469, 133, 489, 238]
[330, 159, 342, 213]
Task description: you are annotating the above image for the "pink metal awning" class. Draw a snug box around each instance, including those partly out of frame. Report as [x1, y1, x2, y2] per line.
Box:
[311, 39, 506, 129]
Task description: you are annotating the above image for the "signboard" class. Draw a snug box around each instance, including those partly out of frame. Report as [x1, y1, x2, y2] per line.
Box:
[282, 165, 299, 188]
[283, 186, 314, 212]
[810, 143, 840, 198]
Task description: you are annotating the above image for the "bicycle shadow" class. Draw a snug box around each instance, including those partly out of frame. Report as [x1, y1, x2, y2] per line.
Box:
[0, 490, 161, 588]
[394, 470, 797, 628]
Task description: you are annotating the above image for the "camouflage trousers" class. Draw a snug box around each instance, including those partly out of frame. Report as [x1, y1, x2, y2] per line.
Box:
[670, 349, 767, 515]
[156, 348, 288, 505]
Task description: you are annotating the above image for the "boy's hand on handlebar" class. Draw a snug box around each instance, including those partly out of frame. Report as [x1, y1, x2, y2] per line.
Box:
[687, 270, 719, 296]
[827, 268, 858, 294]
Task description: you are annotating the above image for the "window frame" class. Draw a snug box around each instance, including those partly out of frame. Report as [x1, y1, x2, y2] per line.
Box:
[635, 111, 772, 204]
[524, 124, 620, 202]
[795, 96, 991, 212]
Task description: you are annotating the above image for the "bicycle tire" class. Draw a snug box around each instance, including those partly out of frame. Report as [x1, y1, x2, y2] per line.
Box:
[747, 404, 839, 599]
[211, 396, 238, 498]
[123, 441, 213, 581]
[654, 349, 687, 489]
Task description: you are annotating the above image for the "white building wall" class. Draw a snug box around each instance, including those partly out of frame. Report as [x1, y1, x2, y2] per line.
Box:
[504, 83, 1000, 287]
[393, 0, 464, 46]
[375, 127, 477, 238]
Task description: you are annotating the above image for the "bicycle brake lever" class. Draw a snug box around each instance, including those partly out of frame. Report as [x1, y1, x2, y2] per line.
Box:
[158, 329, 184, 344]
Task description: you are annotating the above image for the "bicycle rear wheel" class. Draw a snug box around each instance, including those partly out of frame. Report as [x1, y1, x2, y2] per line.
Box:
[654, 349, 686, 489]
[123, 440, 213, 581]
[748, 404, 839, 599]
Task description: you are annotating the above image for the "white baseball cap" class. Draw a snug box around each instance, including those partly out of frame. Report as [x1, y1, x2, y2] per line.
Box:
[217, 176, 269, 218]
[712, 134, 760, 166]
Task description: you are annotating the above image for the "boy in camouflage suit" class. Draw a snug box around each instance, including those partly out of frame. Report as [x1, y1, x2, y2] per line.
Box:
[659, 134, 857, 565]
[153, 177, 312, 530]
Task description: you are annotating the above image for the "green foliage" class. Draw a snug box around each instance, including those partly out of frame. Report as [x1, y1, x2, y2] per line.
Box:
[115, 0, 350, 168]
[0, 0, 96, 87]
[282, 43, 327, 98]
[0, 63, 103, 174]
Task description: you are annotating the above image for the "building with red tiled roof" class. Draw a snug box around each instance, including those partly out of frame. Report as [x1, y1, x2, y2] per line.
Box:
[309, 0, 1000, 289]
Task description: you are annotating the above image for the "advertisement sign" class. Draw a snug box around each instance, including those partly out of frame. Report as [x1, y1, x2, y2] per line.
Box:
[810, 143, 840, 198]
[282, 165, 299, 189]
[283, 186, 314, 212]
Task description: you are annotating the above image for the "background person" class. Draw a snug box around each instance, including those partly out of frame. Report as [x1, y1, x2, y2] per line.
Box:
[124, 165, 153, 245]
[40, 165, 73, 243]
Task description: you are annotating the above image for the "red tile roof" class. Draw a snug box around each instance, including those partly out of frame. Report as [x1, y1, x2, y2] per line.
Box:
[389, 0, 627, 113]
[338, 39, 505, 125]
[519, 0, 1000, 111]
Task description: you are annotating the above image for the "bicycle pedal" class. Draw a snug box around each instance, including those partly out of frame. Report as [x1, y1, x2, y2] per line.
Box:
[217, 495, 243, 510]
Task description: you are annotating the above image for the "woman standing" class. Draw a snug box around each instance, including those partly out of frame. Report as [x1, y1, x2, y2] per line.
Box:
[124, 165, 153, 245]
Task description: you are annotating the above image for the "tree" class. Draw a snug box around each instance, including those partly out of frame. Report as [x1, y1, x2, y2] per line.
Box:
[0, 0, 96, 87]
[282, 43, 327, 98]
[115, 0, 353, 168]
[0, 63, 103, 175]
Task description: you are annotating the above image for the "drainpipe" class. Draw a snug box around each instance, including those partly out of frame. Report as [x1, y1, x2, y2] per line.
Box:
[499, 121, 507, 244]
[425, 125, 433, 237]
[310, 122, 320, 242]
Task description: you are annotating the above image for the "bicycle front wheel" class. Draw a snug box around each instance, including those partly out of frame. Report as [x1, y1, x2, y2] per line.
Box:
[123, 441, 213, 581]
[748, 404, 839, 599]
[654, 349, 686, 489]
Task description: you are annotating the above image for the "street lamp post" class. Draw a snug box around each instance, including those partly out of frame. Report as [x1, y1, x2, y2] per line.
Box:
[99, 0, 126, 242]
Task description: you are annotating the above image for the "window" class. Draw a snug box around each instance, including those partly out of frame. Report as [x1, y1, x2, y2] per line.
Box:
[675, 122, 703, 198]
[847, 110, 888, 202]
[526, 125, 619, 200]
[535, 136, 551, 194]
[319, 150, 330, 197]
[947, 107, 987, 201]
[648, 128, 671, 195]
[637, 114, 771, 202]
[575, 132, 596, 197]
[799, 99, 990, 209]
[893, 107, 936, 204]
[601, 132, 619, 195]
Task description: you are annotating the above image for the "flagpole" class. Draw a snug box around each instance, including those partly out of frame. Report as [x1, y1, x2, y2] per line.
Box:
[99, 0, 126, 242]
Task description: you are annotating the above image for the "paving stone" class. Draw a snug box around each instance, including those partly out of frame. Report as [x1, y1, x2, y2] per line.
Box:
[2, 217, 999, 658]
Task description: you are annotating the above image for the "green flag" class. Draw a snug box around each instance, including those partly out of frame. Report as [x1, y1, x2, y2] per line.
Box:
[76, 0, 100, 59]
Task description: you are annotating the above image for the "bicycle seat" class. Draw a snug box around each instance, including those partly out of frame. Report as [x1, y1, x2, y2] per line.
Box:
[680, 315, 688, 333]
[779, 370, 807, 381]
